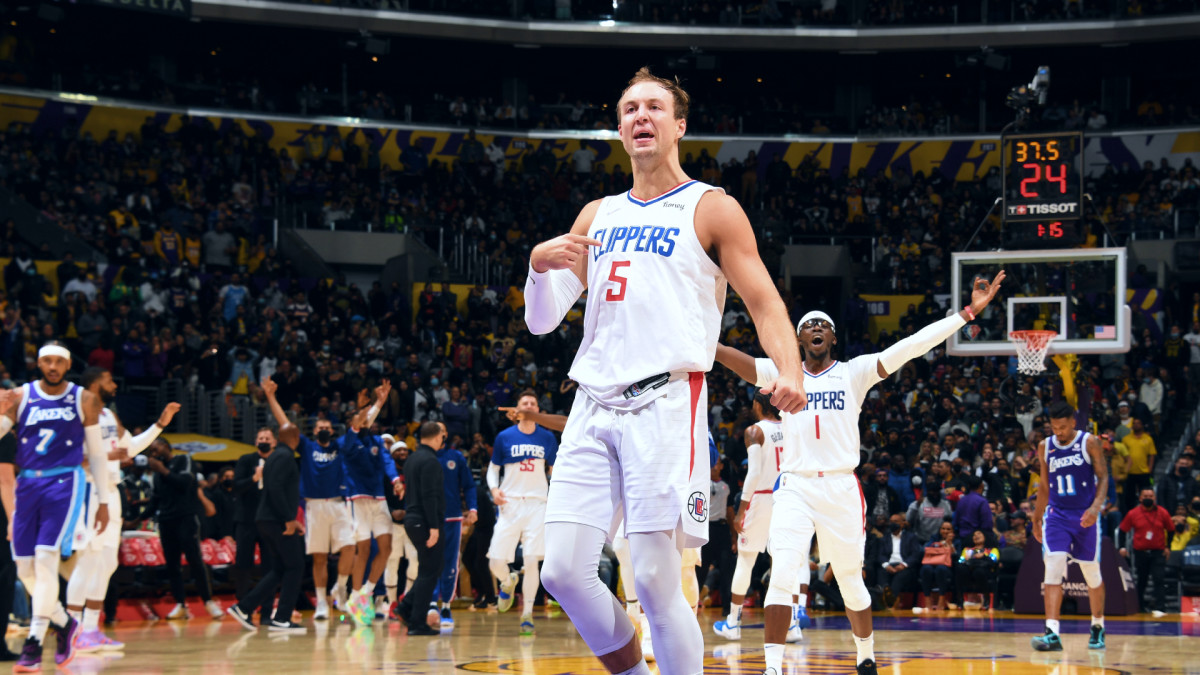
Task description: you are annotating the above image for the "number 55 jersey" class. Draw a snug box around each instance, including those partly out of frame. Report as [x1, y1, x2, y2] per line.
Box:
[492, 425, 559, 500]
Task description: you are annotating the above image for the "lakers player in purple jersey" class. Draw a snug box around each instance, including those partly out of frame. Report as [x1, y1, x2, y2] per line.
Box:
[1032, 401, 1108, 651]
[0, 343, 112, 672]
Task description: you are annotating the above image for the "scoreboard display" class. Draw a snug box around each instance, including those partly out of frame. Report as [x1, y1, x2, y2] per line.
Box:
[1001, 131, 1084, 223]
[1002, 220, 1085, 248]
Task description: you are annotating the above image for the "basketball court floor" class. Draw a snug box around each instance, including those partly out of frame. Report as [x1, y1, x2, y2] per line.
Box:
[24, 606, 1199, 674]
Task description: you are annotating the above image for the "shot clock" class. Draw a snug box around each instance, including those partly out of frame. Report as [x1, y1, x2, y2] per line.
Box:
[1002, 220, 1085, 248]
[1001, 131, 1084, 223]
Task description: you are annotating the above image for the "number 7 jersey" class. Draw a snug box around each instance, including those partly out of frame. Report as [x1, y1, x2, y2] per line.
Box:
[569, 180, 728, 409]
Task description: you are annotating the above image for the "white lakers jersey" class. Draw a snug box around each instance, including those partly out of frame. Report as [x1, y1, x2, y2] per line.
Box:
[745, 419, 784, 495]
[756, 357, 884, 474]
[97, 407, 121, 487]
[569, 180, 727, 409]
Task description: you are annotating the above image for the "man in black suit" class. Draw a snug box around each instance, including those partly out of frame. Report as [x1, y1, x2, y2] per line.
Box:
[397, 421, 447, 636]
[231, 429, 275, 623]
[226, 423, 306, 633]
[875, 513, 923, 609]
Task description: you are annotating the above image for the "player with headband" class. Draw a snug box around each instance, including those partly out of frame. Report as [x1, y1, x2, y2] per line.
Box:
[0, 343, 115, 671]
[716, 272, 1005, 675]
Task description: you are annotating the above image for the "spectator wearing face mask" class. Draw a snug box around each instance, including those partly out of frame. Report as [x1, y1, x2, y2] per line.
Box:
[1159, 456, 1197, 516]
[1118, 489, 1172, 617]
[906, 483, 953, 543]
[863, 467, 903, 523]
[1170, 498, 1200, 551]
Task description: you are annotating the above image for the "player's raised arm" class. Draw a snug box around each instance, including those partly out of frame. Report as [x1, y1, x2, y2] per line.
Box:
[499, 407, 569, 432]
[1081, 434, 1109, 529]
[524, 200, 602, 335]
[714, 344, 760, 385]
[119, 402, 180, 458]
[698, 192, 804, 413]
[874, 270, 1006, 379]
[0, 388, 21, 427]
[261, 376, 289, 428]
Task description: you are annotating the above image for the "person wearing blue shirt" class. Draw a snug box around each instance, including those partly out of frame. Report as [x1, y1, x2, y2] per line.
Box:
[264, 376, 356, 622]
[486, 390, 558, 634]
[219, 273, 250, 322]
[337, 384, 400, 625]
[429, 421, 478, 630]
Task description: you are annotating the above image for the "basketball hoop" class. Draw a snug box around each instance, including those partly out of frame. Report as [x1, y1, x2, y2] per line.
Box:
[1010, 330, 1058, 375]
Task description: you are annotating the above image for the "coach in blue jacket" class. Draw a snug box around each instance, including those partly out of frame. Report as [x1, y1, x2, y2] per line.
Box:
[875, 513, 923, 609]
[428, 421, 477, 630]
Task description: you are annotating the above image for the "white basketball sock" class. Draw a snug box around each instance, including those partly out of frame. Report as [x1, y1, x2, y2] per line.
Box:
[855, 632, 875, 664]
[728, 603, 743, 626]
[616, 661, 651, 675]
[764, 642, 785, 670]
[83, 608, 100, 632]
[522, 561, 540, 616]
[1092, 616, 1104, 628]
[1046, 619, 1060, 634]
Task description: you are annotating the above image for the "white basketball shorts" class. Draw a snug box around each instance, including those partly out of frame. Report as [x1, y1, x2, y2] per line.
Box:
[350, 498, 392, 542]
[78, 482, 123, 553]
[769, 472, 865, 572]
[487, 498, 547, 563]
[737, 491, 774, 554]
[546, 374, 711, 549]
[305, 498, 355, 554]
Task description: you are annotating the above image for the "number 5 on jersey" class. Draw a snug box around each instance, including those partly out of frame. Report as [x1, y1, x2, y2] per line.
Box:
[606, 261, 630, 302]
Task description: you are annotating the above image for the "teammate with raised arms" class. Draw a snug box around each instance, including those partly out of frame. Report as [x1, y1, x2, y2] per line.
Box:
[1031, 401, 1108, 651]
[717, 271, 1004, 675]
[66, 367, 180, 651]
[0, 343, 114, 672]
[524, 67, 806, 675]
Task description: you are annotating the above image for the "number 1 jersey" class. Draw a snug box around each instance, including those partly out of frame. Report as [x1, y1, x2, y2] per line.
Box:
[569, 180, 728, 409]
[755, 356, 884, 474]
[492, 425, 559, 500]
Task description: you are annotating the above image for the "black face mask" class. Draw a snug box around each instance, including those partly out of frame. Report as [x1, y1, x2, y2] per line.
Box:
[1176, 522, 1188, 534]
[221, 479, 232, 490]
[928, 492, 941, 505]
[316, 430, 332, 444]
[889, 523, 903, 534]
[1142, 498, 1156, 509]
[257, 442, 272, 454]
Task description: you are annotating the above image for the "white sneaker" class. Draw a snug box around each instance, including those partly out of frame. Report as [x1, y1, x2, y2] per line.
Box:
[314, 604, 329, 621]
[497, 571, 519, 613]
[912, 607, 924, 615]
[375, 597, 389, 621]
[206, 600, 224, 619]
[786, 623, 804, 643]
[166, 604, 189, 620]
[963, 600, 981, 610]
[712, 619, 741, 640]
[1152, 610, 1166, 618]
[332, 586, 348, 613]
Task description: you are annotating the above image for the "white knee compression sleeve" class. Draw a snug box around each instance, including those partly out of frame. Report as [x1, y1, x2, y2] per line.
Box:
[1043, 553, 1068, 585]
[16, 558, 34, 592]
[613, 536, 637, 603]
[66, 550, 98, 607]
[628, 531, 703, 675]
[92, 547, 120, 602]
[541, 523, 634, 656]
[797, 557, 811, 588]
[730, 549, 757, 596]
[1078, 560, 1103, 588]
[833, 562, 872, 612]
[32, 548, 62, 617]
[764, 550, 804, 608]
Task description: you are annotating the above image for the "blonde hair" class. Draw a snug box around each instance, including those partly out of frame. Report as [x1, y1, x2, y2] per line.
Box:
[618, 67, 690, 121]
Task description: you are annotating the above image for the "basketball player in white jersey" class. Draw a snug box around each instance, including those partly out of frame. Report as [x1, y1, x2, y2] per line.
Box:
[717, 271, 1004, 675]
[713, 393, 808, 643]
[66, 367, 181, 651]
[487, 389, 557, 635]
[524, 68, 806, 675]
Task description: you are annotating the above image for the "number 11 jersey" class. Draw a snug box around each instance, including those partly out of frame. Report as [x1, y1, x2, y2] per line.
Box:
[569, 180, 727, 410]
[492, 425, 559, 500]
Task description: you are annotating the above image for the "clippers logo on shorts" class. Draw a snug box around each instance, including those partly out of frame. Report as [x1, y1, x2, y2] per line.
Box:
[370, 445, 379, 456]
[687, 491, 707, 522]
[447, 460, 456, 470]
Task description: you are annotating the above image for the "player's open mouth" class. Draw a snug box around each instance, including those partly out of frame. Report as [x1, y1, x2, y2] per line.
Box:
[811, 336, 825, 346]
[634, 131, 654, 140]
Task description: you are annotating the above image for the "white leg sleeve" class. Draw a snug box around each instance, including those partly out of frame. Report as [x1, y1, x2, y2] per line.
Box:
[522, 558, 541, 615]
[730, 549, 758, 596]
[614, 536, 637, 603]
[92, 546, 120, 603]
[32, 548, 62, 619]
[66, 550, 97, 607]
[490, 558, 510, 583]
[629, 531, 703, 675]
[541, 523, 635, 657]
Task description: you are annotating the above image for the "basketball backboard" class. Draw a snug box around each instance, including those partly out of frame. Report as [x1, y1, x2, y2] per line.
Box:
[947, 247, 1129, 356]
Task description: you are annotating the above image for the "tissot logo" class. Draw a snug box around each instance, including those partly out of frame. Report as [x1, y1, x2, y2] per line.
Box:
[1008, 202, 1078, 216]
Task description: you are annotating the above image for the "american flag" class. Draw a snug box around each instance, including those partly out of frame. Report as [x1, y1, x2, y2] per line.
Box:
[1095, 325, 1116, 339]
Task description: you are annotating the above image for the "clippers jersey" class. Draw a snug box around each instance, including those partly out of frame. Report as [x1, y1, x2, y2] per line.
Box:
[569, 180, 727, 409]
[16, 382, 86, 472]
[1045, 431, 1096, 512]
[492, 425, 559, 500]
[755, 357, 884, 474]
[745, 419, 784, 495]
[96, 408, 121, 486]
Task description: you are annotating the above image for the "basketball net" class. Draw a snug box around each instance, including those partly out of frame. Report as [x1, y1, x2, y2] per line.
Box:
[1010, 330, 1057, 375]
